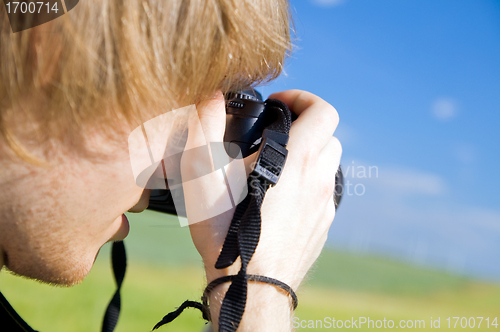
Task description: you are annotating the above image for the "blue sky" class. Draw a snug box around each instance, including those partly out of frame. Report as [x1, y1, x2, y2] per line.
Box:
[260, 0, 500, 280]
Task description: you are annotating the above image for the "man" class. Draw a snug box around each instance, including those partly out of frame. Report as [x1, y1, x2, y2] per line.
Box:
[0, 0, 341, 330]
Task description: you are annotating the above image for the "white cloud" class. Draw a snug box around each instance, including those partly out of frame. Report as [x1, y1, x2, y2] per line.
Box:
[432, 97, 458, 121]
[376, 166, 447, 195]
[310, 0, 345, 7]
[330, 161, 500, 279]
[454, 143, 476, 164]
[342, 161, 447, 196]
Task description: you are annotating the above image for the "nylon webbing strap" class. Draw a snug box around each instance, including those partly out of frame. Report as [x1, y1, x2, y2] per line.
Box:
[0, 291, 38, 332]
[101, 241, 127, 332]
[214, 99, 292, 332]
[0, 241, 126, 332]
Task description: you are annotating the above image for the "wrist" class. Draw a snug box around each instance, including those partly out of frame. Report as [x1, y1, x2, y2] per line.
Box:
[203, 256, 241, 284]
[203, 254, 303, 291]
[207, 279, 294, 332]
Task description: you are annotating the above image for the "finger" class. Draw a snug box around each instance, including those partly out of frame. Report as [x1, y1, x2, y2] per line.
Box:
[303, 135, 341, 232]
[319, 136, 342, 172]
[182, 90, 225, 176]
[160, 91, 225, 190]
[268, 90, 324, 116]
[269, 90, 339, 153]
[181, 91, 246, 226]
[318, 135, 342, 203]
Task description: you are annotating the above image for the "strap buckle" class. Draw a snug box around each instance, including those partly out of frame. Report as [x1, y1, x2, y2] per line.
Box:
[252, 129, 289, 186]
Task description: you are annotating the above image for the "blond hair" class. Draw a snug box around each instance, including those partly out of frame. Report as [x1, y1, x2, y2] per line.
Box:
[0, 0, 291, 162]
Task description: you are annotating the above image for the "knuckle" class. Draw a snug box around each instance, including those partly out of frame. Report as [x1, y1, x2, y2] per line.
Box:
[330, 136, 343, 154]
[312, 104, 339, 136]
[324, 104, 340, 129]
[331, 106, 340, 126]
[294, 142, 318, 164]
[293, 90, 314, 110]
[322, 173, 336, 198]
[293, 90, 325, 112]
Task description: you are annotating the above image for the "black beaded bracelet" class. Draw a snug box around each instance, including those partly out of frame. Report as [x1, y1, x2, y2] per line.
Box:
[152, 275, 298, 330]
[201, 274, 298, 321]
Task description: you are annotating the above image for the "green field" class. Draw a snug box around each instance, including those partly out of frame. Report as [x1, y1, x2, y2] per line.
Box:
[1, 210, 499, 331]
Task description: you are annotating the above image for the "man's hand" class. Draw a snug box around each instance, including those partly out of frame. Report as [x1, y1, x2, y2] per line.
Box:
[182, 90, 341, 331]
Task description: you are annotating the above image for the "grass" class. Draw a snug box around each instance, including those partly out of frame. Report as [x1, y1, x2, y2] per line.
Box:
[1, 210, 499, 331]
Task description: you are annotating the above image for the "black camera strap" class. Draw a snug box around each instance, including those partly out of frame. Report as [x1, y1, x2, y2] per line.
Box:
[101, 241, 127, 332]
[0, 291, 38, 332]
[214, 99, 291, 332]
[153, 99, 293, 331]
[0, 241, 126, 332]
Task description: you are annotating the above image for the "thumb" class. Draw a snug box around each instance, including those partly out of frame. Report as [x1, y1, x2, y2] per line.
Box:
[181, 90, 226, 177]
[180, 91, 233, 225]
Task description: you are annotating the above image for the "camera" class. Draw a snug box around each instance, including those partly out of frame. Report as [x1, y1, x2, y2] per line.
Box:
[147, 90, 343, 216]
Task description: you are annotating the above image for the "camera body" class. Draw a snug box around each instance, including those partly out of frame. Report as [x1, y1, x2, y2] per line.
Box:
[147, 90, 343, 215]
